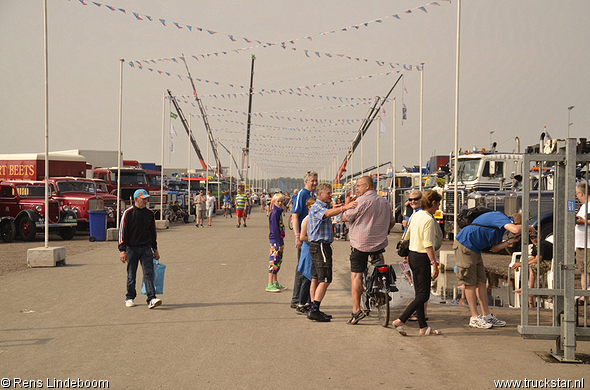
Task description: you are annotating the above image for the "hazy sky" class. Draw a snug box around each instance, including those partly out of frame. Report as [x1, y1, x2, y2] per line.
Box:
[1, 0, 588, 179]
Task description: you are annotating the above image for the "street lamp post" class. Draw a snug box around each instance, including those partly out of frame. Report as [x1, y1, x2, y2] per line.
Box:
[567, 106, 574, 138]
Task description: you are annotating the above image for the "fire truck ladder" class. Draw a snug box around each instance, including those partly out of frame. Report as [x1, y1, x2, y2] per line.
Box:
[181, 55, 223, 177]
[242, 55, 256, 185]
[335, 73, 403, 184]
[218, 141, 243, 181]
[167, 89, 207, 170]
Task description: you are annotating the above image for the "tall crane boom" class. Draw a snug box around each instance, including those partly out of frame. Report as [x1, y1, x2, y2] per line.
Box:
[218, 141, 243, 181]
[335, 74, 404, 184]
[242, 55, 256, 184]
[181, 55, 223, 176]
[167, 90, 207, 170]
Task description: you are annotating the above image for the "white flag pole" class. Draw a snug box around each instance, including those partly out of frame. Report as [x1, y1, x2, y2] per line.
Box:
[392, 98, 396, 209]
[43, 0, 49, 248]
[160, 92, 165, 220]
[377, 114, 383, 193]
[206, 131, 209, 193]
[453, 0, 462, 237]
[188, 115, 191, 212]
[419, 63, 424, 192]
[116, 59, 123, 229]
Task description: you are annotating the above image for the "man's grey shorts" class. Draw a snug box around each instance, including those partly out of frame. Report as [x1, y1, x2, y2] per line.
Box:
[453, 240, 486, 286]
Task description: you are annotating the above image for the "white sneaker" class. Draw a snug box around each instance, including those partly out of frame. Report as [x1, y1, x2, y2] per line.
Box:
[484, 313, 506, 327]
[469, 315, 493, 329]
[125, 299, 135, 307]
[148, 298, 162, 309]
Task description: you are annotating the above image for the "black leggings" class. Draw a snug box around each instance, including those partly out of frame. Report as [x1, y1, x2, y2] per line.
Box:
[399, 251, 431, 328]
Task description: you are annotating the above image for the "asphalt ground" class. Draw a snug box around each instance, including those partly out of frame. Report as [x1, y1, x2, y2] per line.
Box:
[1, 209, 588, 390]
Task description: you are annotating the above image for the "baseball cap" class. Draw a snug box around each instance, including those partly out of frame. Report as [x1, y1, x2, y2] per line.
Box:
[134, 189, 150, 199]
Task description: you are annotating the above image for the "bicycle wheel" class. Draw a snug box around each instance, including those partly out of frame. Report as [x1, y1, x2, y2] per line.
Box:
[376, 291, 390, 327]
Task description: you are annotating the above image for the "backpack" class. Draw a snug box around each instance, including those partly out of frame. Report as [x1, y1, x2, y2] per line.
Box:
[456, 206, 493, 229]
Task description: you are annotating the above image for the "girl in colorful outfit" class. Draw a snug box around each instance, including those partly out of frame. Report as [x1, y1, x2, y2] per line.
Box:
[267, 193, 287, 292]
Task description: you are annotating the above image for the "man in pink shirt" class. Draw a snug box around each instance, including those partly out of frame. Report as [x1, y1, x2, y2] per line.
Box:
[343, 176, 396, 324]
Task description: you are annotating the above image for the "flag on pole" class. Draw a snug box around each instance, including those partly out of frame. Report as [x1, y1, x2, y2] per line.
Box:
[379, 116, 386, 134]
[170, 136, 174, 153]
[170, 123, 178, 137]
[402, 104, 407, 120]
[543, 126, 556, 153]
[170, 112, 178, 119]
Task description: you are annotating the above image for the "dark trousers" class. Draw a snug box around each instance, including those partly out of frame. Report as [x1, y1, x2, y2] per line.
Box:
[298, 276, 311, 305]
[126, 245, 156, 303]
[291, 248, 303, 305]
[399, 251, 431, 328]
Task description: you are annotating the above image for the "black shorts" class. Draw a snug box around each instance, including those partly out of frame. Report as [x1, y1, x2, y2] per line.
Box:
[309, 242, 333, 283]
[349, 247, 386, 273]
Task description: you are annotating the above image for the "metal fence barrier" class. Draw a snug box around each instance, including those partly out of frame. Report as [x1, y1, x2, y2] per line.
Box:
[518, 138, 589, 362]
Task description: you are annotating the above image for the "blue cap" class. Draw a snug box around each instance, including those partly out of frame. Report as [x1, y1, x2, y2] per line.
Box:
[134, 189, 150, 199]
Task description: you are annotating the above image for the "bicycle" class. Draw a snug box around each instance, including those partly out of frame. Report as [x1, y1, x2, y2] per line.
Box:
[361, 254, 398, 327]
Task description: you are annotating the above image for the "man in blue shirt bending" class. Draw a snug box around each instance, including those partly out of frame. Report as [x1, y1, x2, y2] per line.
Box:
[454, 211, 528, 329]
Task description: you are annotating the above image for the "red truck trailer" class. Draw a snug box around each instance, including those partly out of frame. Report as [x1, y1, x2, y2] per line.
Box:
[0, 153, 88, 181]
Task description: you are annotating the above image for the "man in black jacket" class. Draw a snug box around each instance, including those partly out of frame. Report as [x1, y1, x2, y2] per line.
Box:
[119, 189, 162, 309]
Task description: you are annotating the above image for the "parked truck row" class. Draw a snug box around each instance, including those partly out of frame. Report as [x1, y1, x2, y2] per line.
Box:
[0, 153, 168, 243]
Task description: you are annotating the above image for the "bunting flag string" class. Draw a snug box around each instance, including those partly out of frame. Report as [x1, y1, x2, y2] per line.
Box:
[71, 0, 450, 49]
[208, 118, 364, 133]
[214, 132, 354, 143]
[184, 97, 375, 113]
[178, 95, 376, 116]
[185, 110, 367, 123]
[211, 121, 360, 134]
[169, 95, 382, 119]
[136, 46, 425, 72]
[188, 104, 366, 124]
[127, 60, 403, 100]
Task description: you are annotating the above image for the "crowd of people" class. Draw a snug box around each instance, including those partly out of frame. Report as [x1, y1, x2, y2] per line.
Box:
[119, 172, 589, 336]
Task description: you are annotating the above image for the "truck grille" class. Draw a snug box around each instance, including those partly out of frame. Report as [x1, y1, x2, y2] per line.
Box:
[88, 199, 105, 211]
[49, 202, 60, 223]
[444, 190, 468, 213]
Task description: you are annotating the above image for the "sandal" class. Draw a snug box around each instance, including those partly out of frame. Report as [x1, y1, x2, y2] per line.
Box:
[392, 321, 407, 336]
[346, 310, 367, 325]
[419, 326, 441, 336]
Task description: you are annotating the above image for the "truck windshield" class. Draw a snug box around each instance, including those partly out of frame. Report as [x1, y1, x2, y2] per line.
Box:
[168, 182, 186, 191]
[95, 182, 109, 193]
[148, 175, 162, 188]
[111, 171, 147, 186]
[56, 181, 95, 193]
[16, 185, 46, 198]
[449, 159, 481, 183]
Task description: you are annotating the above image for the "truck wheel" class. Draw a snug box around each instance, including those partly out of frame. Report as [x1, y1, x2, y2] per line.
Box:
[539, 223, 553, 242]
[1, 220, 16, 243]
[18, 217, 37, 241]
[59, 227, 76, 240]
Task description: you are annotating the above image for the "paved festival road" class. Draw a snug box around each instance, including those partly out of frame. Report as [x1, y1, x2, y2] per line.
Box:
[1, 209, 588, 389]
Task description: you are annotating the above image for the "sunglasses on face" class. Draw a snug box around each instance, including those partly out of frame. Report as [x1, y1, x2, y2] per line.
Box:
[409, 197, 421, 202]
